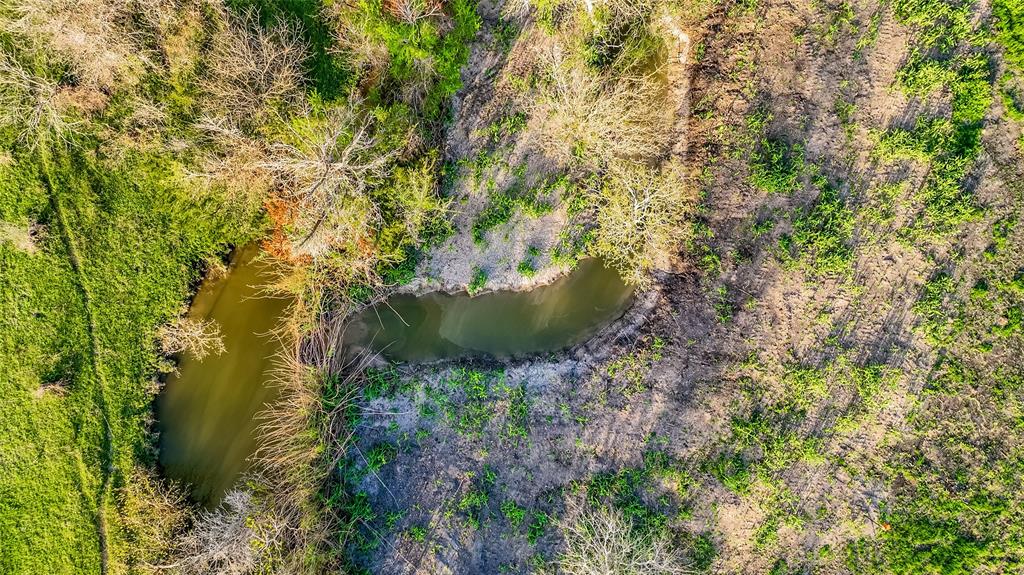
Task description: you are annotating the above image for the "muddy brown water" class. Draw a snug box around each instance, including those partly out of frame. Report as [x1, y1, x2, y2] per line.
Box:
[157, 244, 291, 505]
[158, 253, 632, 503]
[344, 258, 635, 361]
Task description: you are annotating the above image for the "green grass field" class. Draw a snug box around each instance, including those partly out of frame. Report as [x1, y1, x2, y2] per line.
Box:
[0, 143, 261, 573]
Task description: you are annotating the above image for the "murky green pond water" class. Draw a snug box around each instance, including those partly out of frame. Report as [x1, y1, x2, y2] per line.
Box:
[158, 253, 632, 503]
[157, 244, 291, 505]
[344, 258, 635, 361]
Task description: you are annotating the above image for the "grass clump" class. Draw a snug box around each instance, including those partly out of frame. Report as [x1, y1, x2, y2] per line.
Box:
[749, 138, 805, 195]
[468, 266, 488, 295]
[778, 176, 854, 276]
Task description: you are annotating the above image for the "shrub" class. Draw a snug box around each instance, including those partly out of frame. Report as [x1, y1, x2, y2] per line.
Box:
[330, 0, 480, 119]
[468, 266, 488, 294]
[557, 502, 690, 575]
[588, 159, 696, 287]
[171, 490, 285, 575]
[531, 46, 672, 169]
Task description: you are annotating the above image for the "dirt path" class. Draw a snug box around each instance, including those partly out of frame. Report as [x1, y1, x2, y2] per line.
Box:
[42, 156, 114, 575]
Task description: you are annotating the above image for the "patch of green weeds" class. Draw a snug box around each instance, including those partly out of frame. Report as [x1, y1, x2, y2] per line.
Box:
[468, 266, 488, 295]
[504, 384, 529, 440]
[336, 0, 481, 120]
[605, 336, 666, 395]
[912, 272, 962, 346]
[366, 442, 397, 472]
[501, 500, 527, 529]
[406, 524, 428, 542]
[778, 175, 854, 276]
[364, 364, 404, 400]
[746, 110, 805, 194]
[527, 511, 551, 544]
[439, 367, 504, 436]
[471, 181, 555, 244]
[458, 485, 490, 529]
[479, 111, 528, 144]
[517, 259, 537, 278]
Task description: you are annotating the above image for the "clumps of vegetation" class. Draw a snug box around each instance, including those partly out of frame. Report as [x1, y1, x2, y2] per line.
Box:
[468, 266, 488, 295]
[588, 160, 697, 287]
[503, 383, 530, 440]
[471, 185, 553, 244]
[330, 0, 481, 120]
[873, 0, 994, 235]
[747, 111, 805, 194]
[517, 259, 537, 278]
[749, 137, 805, 195]
[778, 176, 854, 276]
[605, 335, 666, 395]
[912, 271, 961, 345]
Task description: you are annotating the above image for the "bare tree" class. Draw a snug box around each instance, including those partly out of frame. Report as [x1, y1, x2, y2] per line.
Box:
[168, 490, 285, 575]
[384, 0, 444, 24]
[0, 52, 76, 148]
[588, 159, 695, 287]
[531, 46, 672, 170]
[201, 6, 308, 127]
[157, 314, 226, 360]
[258, 103, 406, 261]
[1, 0, 160, 90]
[558, 501, 694, 575]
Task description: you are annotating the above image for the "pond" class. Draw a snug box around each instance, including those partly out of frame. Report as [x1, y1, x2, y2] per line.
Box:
[156, 244, 291, 505]
[343, 258, 635, 362]
[157, 252, 633, 504]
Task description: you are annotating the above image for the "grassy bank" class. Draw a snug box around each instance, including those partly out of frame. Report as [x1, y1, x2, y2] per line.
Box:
[0, 141, 262, 572]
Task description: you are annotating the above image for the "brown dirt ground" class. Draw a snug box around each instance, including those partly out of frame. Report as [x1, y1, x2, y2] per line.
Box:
[342, 0, 1024, 572]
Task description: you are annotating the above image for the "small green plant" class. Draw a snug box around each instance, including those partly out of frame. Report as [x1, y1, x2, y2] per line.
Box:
[517, 259, 536, 278]
[366, 443, 398, 472]
[504, 384, 529, 440]
[527, 511, 550, 544]
[459, 486, 490, 529]
[749, 137, 804, 194]
[468, 267, 488, 295]
[501, 500, 527, 529]
[407, 525, 428, 542]
[778, 175, 854, 276]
